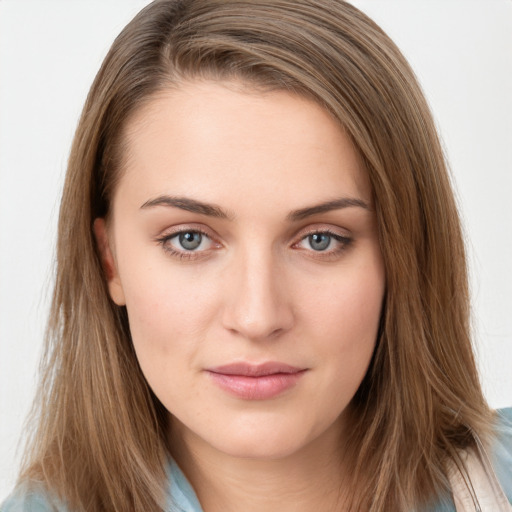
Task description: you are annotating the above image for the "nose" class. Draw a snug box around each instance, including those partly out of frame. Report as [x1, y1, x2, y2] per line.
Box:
[221, 248, 295, 341]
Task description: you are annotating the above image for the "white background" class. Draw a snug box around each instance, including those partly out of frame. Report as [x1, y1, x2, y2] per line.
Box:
[1, 0, 511, 502]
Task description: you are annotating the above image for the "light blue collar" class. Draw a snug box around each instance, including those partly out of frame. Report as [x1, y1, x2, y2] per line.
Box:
[166, 458, 204, 512]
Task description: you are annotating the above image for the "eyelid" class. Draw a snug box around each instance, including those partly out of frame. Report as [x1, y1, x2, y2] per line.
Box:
[291, 224, 353, 258]
[155, 223, 220, 240]
[154, 224, 223, 259]
[292, 223, 352, 242]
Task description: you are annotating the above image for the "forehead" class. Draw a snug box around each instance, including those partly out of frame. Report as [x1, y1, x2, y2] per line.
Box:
[115, 80, 371, 212]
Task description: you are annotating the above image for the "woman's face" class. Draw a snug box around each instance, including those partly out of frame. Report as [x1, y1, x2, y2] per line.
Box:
[96, 80, 385, 460]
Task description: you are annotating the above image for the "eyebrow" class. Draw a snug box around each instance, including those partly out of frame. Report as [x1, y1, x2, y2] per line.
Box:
[287, 197, 370, 221]
[140, 195, 369, 221]
[140, 195, 232, 219]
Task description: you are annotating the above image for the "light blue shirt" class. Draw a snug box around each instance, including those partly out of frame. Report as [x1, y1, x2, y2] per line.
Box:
[2, 409, 511, 512]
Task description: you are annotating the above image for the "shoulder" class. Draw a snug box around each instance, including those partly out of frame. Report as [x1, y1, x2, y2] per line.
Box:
[492, 407, 512, 502]
[1, 483, 66, 512]
[422, 408, 512, 512]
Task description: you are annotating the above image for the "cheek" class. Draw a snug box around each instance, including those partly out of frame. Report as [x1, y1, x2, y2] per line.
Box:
[118, 258, 222, 376]
[302, 257, 384, 385]
[307, 261, 384, 342]
[121, 276, 215, 413]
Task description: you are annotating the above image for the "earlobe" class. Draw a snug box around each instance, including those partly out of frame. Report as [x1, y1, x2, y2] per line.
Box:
[93, 218, 126, 306]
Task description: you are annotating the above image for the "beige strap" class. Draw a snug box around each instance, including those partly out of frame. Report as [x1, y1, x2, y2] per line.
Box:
[447, 447, 512, 512]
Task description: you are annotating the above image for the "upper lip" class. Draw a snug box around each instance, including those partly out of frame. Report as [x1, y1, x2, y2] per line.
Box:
[207, 362, 305, 377]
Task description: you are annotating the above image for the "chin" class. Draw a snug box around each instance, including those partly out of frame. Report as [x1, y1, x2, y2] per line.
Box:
[205, 418, 316, 460]
[217, 436, 307, 460]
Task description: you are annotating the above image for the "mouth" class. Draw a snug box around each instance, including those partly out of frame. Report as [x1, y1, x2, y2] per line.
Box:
[205, 362, 308, 400]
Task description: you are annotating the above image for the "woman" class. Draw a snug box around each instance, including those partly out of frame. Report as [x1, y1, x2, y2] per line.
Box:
[2, 0, 511, 511]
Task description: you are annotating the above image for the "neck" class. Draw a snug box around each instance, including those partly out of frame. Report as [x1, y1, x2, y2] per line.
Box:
[169, 418, 349, 512]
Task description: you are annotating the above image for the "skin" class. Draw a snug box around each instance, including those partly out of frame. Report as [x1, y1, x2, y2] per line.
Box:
[95, 80, 385, 512]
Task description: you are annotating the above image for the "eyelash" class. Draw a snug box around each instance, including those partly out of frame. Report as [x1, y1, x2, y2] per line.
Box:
[155, 227, 353, 261]
[293, 229, 353, 260]
[155, 227, 215, 260]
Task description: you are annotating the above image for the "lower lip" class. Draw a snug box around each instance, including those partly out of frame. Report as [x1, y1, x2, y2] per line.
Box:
[206, 371, 306, 400]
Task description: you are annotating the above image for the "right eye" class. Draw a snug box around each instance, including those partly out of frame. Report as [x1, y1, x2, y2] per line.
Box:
[156, 228, 218, 259]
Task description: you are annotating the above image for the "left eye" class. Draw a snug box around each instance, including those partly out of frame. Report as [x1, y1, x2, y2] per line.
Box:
[306, 233, 332, 251]
[296, 232, 350, 252]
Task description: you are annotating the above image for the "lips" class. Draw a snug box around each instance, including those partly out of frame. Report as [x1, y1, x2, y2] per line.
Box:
[205, 362, 307, 400]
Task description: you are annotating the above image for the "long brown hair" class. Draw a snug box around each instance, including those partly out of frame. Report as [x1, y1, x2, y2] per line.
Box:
[19, 1, 493, 510]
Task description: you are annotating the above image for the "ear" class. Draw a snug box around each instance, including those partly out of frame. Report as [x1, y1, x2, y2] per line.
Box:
[93, 218, 126, 306]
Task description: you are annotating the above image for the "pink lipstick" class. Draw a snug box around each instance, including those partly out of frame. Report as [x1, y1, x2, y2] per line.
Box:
[205, 362, 307, 400]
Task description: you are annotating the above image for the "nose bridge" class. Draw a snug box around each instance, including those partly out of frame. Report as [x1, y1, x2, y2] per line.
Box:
[222, 239, 293, 340]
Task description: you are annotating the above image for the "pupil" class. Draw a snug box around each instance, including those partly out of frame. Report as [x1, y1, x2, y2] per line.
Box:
[310, 233, 330, 251]
[179, 232, 202, 250]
